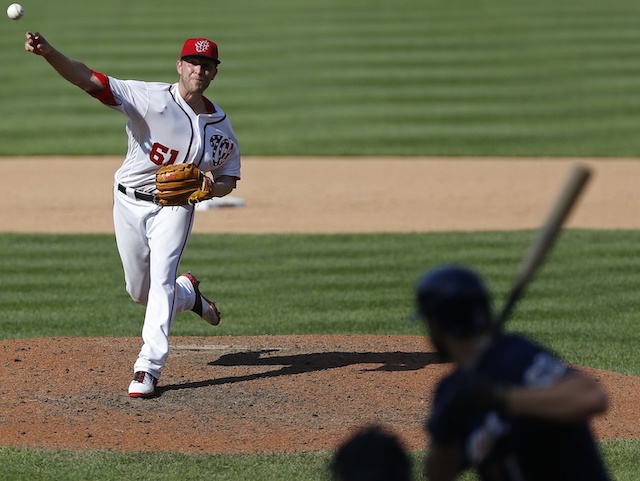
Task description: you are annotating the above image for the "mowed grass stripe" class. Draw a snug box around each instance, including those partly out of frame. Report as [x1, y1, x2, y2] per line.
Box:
[2, 0, 640, 155]
[1, 231, 639, 376]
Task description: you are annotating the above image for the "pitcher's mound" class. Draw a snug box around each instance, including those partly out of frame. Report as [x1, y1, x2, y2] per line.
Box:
[0, 335, 638, 453]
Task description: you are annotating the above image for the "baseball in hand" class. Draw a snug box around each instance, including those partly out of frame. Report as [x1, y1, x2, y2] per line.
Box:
[6, 3, 24, 20]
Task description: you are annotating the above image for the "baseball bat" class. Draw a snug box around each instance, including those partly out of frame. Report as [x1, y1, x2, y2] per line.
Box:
[494, 162, 592, 329]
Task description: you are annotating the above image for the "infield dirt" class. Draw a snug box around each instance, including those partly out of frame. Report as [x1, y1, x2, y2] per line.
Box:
[0, 157, 638, 453]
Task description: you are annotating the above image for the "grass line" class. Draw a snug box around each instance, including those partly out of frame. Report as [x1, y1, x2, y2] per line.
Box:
[3, 0, 640, 155]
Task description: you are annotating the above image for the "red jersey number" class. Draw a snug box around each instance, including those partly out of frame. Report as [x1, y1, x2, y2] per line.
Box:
[150, 143, 179, 166]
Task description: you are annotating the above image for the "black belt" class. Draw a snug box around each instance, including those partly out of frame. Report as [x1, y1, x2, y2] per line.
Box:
[117, 183, 158, 204]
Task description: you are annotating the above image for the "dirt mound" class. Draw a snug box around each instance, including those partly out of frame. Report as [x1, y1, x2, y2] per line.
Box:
[0, 336, 637, 453]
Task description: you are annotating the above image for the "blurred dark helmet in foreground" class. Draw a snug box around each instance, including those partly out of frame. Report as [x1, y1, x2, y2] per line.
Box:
[331, 424, 412, 481]
[415, 264, 493, 338]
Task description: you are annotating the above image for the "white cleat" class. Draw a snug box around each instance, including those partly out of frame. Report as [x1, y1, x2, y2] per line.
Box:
[128, 371, 158, 398]
[180, 272, 221, 326]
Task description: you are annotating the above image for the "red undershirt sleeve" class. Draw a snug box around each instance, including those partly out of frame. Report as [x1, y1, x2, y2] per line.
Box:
[90, 70, 117, 106]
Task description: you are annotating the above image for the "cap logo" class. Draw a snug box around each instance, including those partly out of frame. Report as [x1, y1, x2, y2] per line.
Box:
[195, 40, 211, 53]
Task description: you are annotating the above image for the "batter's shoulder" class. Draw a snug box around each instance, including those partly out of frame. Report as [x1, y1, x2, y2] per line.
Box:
[490, 333, 544, 358]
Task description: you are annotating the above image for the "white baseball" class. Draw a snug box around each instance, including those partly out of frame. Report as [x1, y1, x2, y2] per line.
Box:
[6, 3, 24, 20]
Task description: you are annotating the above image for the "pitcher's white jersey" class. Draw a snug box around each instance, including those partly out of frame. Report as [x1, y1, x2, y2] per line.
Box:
[88, 70, 241, 382]
[92, 71, 241, 190]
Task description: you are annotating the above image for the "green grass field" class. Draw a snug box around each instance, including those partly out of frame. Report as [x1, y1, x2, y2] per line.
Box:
[1, 443, 638, 481]
[2, 0, 640, 156]
[1, 231, 639, 480]
[1, 0, 639, 479]
[1, 230, 639, 376]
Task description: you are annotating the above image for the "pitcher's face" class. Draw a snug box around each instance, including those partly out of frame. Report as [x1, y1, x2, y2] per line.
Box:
[177, 57, 218, 94]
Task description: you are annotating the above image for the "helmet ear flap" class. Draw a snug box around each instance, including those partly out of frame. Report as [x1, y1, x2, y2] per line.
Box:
[424, 317, 453, 360]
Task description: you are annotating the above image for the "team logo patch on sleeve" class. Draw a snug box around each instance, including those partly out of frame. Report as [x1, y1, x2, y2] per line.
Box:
[209, 134, 235, 166]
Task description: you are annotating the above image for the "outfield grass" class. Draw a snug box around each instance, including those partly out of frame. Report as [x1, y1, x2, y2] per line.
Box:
[0, 231, 638, 479]
[0, 440, 638, 481]
[3, 0, 640, 156]
[1, 230, 639, 376]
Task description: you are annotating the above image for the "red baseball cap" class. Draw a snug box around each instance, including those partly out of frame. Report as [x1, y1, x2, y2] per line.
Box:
[180, 38, 220, 64]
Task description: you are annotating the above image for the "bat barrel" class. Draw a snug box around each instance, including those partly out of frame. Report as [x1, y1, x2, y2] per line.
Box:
[496, 162, 592, 328]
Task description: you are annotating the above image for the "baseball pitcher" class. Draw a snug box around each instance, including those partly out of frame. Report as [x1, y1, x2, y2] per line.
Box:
[25, 32, 241, 398]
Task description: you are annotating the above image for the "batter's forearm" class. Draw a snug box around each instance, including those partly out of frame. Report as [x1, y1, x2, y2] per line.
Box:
[507, 372, 608, 422]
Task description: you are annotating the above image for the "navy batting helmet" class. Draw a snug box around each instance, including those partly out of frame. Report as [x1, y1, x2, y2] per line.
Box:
[415, 264, 493, 338]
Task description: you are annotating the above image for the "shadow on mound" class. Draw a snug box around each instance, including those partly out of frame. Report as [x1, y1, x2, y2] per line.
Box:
[157, 350, 443, 395]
